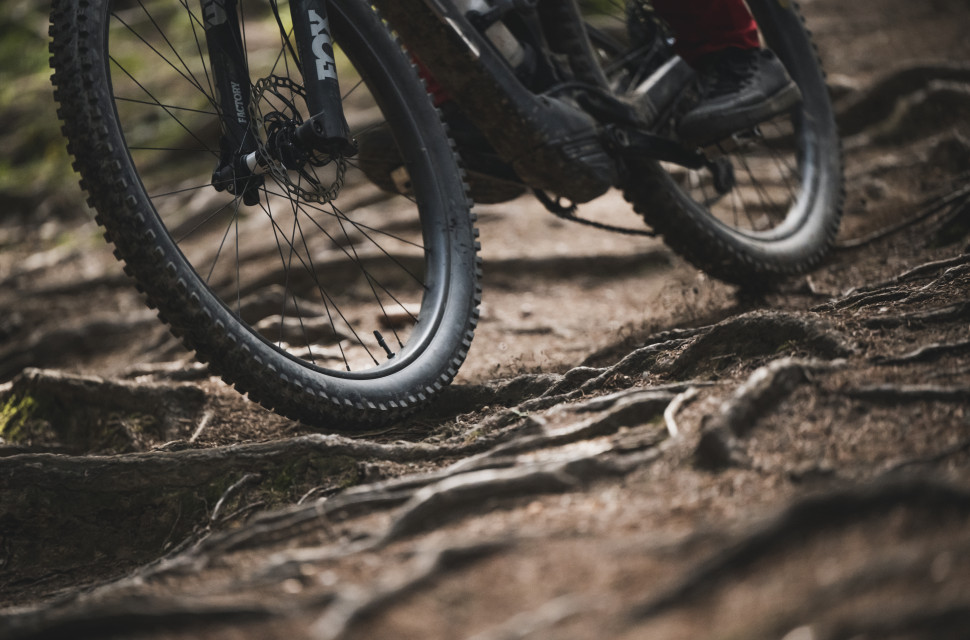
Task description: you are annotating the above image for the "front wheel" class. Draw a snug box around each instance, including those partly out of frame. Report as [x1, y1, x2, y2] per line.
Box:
[587, 0, 844, 285]
[50, 0, 481, 428]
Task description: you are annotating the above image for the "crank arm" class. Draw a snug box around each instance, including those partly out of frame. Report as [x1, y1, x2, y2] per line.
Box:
[606, 125, 707, 170]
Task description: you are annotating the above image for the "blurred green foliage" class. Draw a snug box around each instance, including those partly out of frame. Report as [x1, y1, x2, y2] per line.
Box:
[0, 0, 627, 222]
[0, 0, 84, 221]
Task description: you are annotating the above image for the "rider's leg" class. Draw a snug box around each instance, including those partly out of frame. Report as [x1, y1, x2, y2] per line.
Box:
[652, 0, 802, 146]
[356, 57, 525, 203]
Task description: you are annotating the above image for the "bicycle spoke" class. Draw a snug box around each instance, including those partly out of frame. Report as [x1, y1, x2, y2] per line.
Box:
[111, 11, 213, 108]
[110, 55, 220, 160]
[109, 0, 446, 375]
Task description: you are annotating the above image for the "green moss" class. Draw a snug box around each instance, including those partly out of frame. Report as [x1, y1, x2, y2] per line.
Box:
[0, 390, 160, 453]
[0, 393, 40, 441]
[265, 453, 359, 501]
[4, 451, 366, 583]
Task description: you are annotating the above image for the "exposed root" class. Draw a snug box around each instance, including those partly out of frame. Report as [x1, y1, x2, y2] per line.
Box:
[830, 288, 910, 311]
[864, 298, 970, 328]
[380, 465, 579, 544]
[190, 481, 428, 558]
[846, 80, 970, 147]
[872, 339, 970, 365]
[0, 432, 489, 587]
[844, 384, 970, 403]
[210, 473, 261, 524]
[664, 312, 851, 379]
[0, 368, 206, 454]
[836, 62, 970, 137]
[312, 541, 508, 640]
[629, 480, 970, 621]
[579, 339, 691, 392]
[664, 387, 699, 439]
[0, 598, 279, 640]
[426, 373, 563, 419]
[885, 438, 970, 474]
[694, 359, 836, 469]
[449, 389, 673, 474]
[857, 252, 970, 292]
[465, 594, 593, 640]
[188, 410, 214, 443]
[540, 366, 607, 397]
[836, 182, 970, 250]
[120, 360, 211, 381]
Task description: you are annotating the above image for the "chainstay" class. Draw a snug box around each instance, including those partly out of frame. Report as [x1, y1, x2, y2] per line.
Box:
[533, 189, 658, 237]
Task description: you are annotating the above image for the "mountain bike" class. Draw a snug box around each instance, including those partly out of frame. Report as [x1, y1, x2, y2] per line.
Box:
[49, 0, 843, 428]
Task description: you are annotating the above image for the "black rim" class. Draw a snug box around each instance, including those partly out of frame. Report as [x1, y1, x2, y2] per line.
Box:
[583, 0, 822, 243]
[103, 0, 453, 378]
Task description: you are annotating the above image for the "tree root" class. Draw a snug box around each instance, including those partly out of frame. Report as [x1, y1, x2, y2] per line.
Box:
[0, 432, 492, 587]
[465, 594, 592, 640]
[885, 438, 970, 474]
[865, 298, 970, 328]
[209, 473, 262, 525]
[0, 367, 207, 454]
[310, 541, 507, 640]
[663, 312, 851, 380]
[855, 252, 970, 293]
[846, 80, 970, 147]
[449, 389, 674, 474]
[169, 389, 675, 574]
[844, 384, 970, 404]
[830, 288, 911, 311]
[693, 358, 831, 469]
[836, 62, 970, 137]
[836, 182, 970, 251]
[628, 479, 970, 621]
[380, 463, 588, 545]
[0, 598, 280, 640]
[872, 339, 970, 366]
[664, 388, 699, 439]
[420, 339, 689, 426]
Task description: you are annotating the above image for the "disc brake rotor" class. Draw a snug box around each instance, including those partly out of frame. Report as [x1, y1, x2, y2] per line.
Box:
[251, 75, 347, 204]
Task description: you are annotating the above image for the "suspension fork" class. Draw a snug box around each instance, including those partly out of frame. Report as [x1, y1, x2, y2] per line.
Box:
[288, 0, 354, 156]
[202, 0, 262, 201]
[203, 0, 354, 203]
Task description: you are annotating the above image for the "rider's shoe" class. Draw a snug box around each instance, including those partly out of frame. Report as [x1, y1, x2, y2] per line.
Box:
[357, 102, 526, 204]
[677, 47, 802, 146]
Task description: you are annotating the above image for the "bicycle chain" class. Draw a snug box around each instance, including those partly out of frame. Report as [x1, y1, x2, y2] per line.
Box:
[533, 190, 658, 237]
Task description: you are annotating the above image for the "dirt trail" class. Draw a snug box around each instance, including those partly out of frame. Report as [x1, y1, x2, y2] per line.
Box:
[2, 0, 970, 637]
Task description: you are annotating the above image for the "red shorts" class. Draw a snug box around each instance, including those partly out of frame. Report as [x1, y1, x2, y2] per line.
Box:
[652, 0, 760, 64]
[421, 0, 760, 102]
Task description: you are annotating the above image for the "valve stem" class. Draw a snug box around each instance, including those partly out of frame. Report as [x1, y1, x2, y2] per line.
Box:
[374, 330, 396, 359]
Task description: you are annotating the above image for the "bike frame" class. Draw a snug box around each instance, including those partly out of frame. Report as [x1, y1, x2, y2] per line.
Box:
[373, 0, 819, 199]
[205, 0, 781, 204]
[373, 0, 621, 202]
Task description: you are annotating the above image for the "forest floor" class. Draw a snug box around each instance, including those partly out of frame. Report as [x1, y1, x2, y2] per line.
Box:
[2, 0, 970, 638]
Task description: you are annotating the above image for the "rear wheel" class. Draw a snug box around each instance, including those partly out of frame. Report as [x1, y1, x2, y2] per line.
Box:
[50, 0, 480, 427]
[582, 0, 843, 285]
